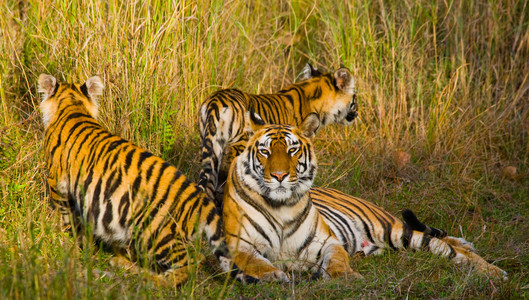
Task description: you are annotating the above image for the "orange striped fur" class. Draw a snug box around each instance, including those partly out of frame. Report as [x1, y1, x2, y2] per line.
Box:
[38, 74, 253, 286]
[198, 64, 358, 208]
[223, 114, 507, 281]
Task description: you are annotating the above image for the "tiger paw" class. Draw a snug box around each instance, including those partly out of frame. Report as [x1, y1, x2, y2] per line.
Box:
[324, 266, 363, 280]
[260, 269, 290, 283]
[110, 256, 137, 270]
[235, 272, 260, 284]
[486, 265, 508, 281]
[348, 270, 364, 280]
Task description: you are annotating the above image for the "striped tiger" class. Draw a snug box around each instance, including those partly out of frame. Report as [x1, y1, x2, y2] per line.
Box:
[198, 63, 358, 208]
[221, 111, 507, 281]
[38, 74, 253, 286]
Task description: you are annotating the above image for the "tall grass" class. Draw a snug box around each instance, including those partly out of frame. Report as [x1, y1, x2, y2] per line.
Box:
[1, 0, 528, 298]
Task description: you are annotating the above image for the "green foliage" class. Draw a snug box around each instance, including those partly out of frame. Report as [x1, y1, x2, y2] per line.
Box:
[1, 0, 528, 298]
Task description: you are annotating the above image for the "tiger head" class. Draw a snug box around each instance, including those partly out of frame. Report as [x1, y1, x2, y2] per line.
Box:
[236, 110, 320, 207]
[38, 74, 104, 127]
[298, 63, 358, 126]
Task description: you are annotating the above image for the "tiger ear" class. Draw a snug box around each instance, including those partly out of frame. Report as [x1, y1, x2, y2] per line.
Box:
[299, 63, 321, 81]
[247, 108, 266, 136]
[334, 67, 355, 95]
[300, 113, 320, 138]
[80, 76, 104, 101]
[38, 74, 57, 102]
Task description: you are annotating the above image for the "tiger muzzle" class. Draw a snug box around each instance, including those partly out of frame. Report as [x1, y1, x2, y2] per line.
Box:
[271, 171, 289, 183]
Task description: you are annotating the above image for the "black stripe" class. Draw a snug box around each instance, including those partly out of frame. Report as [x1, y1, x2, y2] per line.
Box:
[107, 139, 128, 152]
[155, 233, 177, 256]
[89, 176, 103, 224]
[107, 169, 122, 198]
[83, 170, 94, 201]
[79, 83, 88, 96]
[84, 132, 113, 169]
[284, 199, 312, 239]
[149, 161, 170, 205]
[316, 205, 355, 253]
[206, 206, 219, 224]
[64, 124, 99, 165]
[402, 225, 413, 249]
[246, 216, 273, 246]
[180, 194, 202, 236]
[102, 198, 114, 234]
[131, 175, 142, 197]
[124, 148, 135, 169]
[68, 126, 99, 165]
[137, 170, 182, 229]
[421, 236, 431, 250]
[118, 192, 130, 227]
[296, 220, 316, 256]
[137, 151, 154, 170]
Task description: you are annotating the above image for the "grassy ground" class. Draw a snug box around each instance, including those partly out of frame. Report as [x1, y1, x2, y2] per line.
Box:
[1, 0, 528, 298]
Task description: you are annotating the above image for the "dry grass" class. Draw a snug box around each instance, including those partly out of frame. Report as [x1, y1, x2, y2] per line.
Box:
[1, 0, 528, 298]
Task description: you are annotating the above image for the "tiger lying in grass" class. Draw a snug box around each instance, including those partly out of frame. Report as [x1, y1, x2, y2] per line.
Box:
[38, 74, 253, 286]
[198, 63, 358, 208]
[221, 111, 508, 281]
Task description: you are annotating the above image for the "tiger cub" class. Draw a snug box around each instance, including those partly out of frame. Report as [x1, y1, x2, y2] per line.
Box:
[38, 74, 252, 286]
[222, 111, 507, 281]
[198, 63, 358, 207]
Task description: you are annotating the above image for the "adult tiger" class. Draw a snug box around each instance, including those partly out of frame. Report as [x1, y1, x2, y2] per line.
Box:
[222, 111, 507, 281]
[197, 63, 358, 208]
[38, 74, 253, 286]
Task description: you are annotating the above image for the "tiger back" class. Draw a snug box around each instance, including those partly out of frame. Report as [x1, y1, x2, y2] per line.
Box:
[223, 111, 507, 281]
[38, 74, 252, 286]
[197, 63, 358, 208]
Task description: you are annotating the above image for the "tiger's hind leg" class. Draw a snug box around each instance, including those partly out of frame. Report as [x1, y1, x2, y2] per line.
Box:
[109, 248, 191, 287]
[321, 244, 362, 279]
[442, 236, 476, 252]
[48, 185, 85, 245]
[449, 244, 507, 280]
[48, 178, 76, 232]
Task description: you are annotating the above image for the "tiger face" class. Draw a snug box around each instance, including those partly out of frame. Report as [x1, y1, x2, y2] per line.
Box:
[236, 112, 320, 206]
[299, 63, 358, 126]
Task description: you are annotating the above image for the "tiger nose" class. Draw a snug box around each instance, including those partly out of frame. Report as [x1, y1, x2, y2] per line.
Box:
[271, 171, 289, 182]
